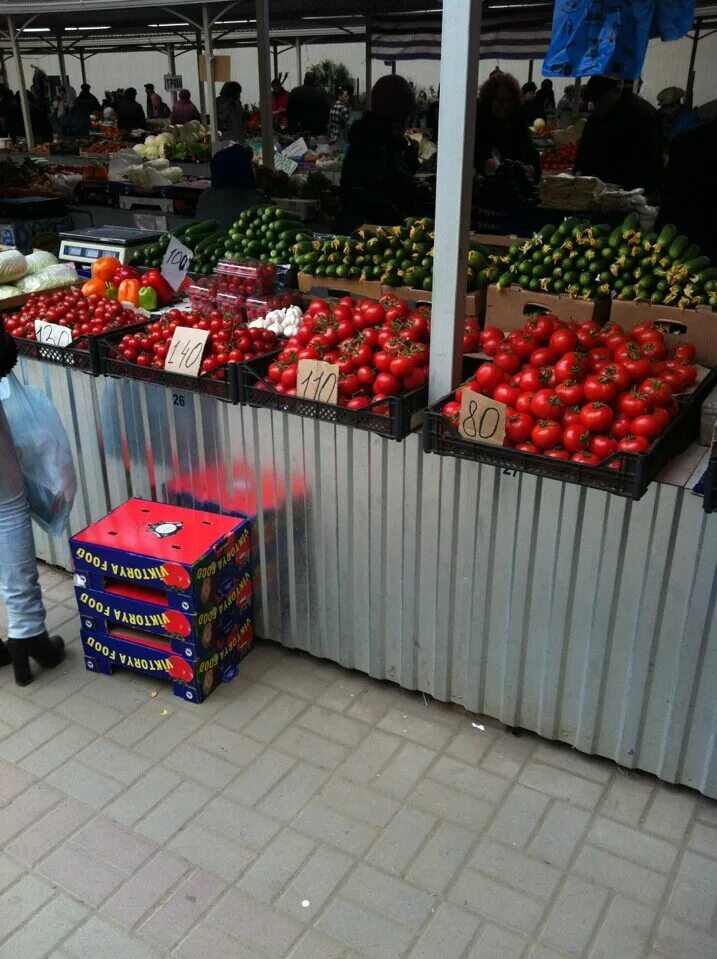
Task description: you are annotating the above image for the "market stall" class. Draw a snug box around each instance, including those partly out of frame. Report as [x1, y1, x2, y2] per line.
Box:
[1, 0, 715, 799]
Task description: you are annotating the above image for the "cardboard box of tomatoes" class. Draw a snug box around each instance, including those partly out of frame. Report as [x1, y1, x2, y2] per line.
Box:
[71, 498, 253, 702]
[424, 311, 717, 500]
[485, 284, 611, 332]
[609, 300, 717, 369]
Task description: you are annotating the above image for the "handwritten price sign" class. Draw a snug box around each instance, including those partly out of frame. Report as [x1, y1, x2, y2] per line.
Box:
[161, 236, 194, 291]
[296, 359, 339, 405]
[34, 319, 73, 348]
[458, 390, 507, 446]
[164, 326, 209, 377]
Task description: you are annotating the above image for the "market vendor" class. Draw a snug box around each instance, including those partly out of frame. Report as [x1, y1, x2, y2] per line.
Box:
[195, 144, 266, 229]
[574, 76, 661, 194]
[474, 72, 540, 180]
[335, 74, 430, 234]
[287, 72, 329, 136]
[657, 86, 699, 146]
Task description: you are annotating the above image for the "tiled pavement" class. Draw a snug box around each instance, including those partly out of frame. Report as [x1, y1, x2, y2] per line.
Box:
[0, 564, 716, 959]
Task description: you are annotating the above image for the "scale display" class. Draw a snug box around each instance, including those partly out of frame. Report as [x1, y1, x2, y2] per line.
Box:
[59, 227, 164, 266]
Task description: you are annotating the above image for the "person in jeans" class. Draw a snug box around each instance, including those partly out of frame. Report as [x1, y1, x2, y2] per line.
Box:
[0, 328, 64, 686]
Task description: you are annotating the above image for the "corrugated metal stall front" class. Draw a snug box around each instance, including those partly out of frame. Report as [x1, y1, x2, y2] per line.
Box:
[16, 360, 717, 798]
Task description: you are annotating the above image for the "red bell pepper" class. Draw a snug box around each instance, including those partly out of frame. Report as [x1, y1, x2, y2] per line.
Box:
[141, 269, 174, 306]
[112, 265, 140, 286]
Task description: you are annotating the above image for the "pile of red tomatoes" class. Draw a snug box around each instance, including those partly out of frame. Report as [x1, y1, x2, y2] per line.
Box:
[113, 308, 279, 379]
[442, 314, 698, 464]
[263, 295, 440, 408]
[2, 288, 140, 343]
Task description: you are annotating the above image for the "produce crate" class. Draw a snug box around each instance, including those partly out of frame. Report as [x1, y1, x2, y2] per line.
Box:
[423, 368, 717, 501]
[381, 284, 484, 321]
[10, 316, 147, 377]
[298, 272, 382, 300]
[97, 325, 240, 403]
[485, 284, 611, 332]
[610, 300, 717, 369]
[237, 353, 427, 441]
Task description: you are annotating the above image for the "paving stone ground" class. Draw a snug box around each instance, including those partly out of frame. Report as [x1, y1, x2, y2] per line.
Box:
[0, 562, 716, 959]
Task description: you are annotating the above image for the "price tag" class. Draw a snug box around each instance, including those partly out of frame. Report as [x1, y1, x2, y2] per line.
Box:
[458, 390, 507, 446]
[274, 153, 298, 176]
[282, 137, 308, 159]
[296, 359, 339, 405]
[164, 327, 209, 377]
[34, 319, 73, 348]
[161, 236, 194, 291]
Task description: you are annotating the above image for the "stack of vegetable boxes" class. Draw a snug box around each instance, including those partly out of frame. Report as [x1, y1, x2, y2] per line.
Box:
[70, 498, 253, 703]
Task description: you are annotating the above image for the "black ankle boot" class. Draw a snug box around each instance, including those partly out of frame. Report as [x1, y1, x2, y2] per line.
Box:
[8, 633, 65, 687]
[0, 640, 10, 668]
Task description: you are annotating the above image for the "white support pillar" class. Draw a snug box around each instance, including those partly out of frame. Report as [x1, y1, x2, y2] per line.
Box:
[428, 0, 482, 402]
[167, 44, 178, 104]
[365, 17, 372, 107]
[8, 16, 33, 149]
[56, 30, 67, 85]
[202, 5, 218, 144]
[295, 38, 302, 84]
[255, 0, 274, 169]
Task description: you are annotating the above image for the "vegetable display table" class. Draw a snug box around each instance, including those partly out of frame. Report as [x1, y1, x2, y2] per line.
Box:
[14, 353, 717, 798]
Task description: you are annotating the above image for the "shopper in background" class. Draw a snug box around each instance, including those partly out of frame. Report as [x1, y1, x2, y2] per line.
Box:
[336, 74, 429, 233]
[116, 87, 146, 131]
[170, 89, 201, 125]
[534, 79, 556, 119]
[64, 79, 77, 108]
[196, 145, 266, 228]
[287, 71, 329, 135]
[521, 81, 540, 123]
[144, 82, 169, 119]
[575, 75, 661, 193]
[556, 84, 576, 125]
[656, 86, 699, 146]
[271, 77, 289, 129]
[75, 83, 101, 115]
[0, 327, 65, 687]
[474, 72, 540, 179]
[327, 85, 352, 141]
[216, 81, 245, 143]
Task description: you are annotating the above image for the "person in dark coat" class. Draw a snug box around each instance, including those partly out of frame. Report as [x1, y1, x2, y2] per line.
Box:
[474, 72, 540, 180]
[574, 76, 661, 194]
[216, 82, 245, 143]
[286, 72, 329, 136]
[335, 74, 430, 234]
[75, 83, 101, 114]
[195, 145, 266, 229]
[116, 87, 146, 132]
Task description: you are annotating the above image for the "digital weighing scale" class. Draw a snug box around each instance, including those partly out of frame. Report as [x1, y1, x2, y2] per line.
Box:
[58, 226, 164, 267]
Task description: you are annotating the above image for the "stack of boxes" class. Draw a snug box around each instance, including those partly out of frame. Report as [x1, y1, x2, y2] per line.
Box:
[70, 498, 253, 703]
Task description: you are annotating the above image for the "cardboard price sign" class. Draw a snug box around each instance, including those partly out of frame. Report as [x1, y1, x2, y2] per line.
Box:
[34, 319, 73, 348]
[164, 327, 210, 377]
[296, 359, 339, 405]
[282, 137, 308, 159]
[458, 390, 507, 446]
[161, 236, 194, 291]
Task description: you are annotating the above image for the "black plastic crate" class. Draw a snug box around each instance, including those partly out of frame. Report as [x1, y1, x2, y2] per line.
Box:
[12, 318, 150, 376]
[423, 369, 717, 501]
[97, 324, 240, 403]
[238, 353, 427, 441]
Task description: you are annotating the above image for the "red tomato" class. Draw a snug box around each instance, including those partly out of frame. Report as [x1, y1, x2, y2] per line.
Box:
[493, 383, 520, 407]
[505, 410, 535, 443]
[667, 343, 696, 363]
[572, 450, 600, 465]
[389, 355, 414, 378]
[631, 413, 663, 439]
[587, 347, 613, 372]
[611, 414, 633, 439]
[442, 400, 461, 424]
[280, 367, 297, 389]
[373, 351, 392, 372]
[617, 390, 649, 417]
[639, 377, 672, 407]
[549, 327, 578, 354]
[532, 419, 564, 449]
[362, 303, 386, 326]
[523, 314, 555, 343]
[651, 406, 671, 431]
[531, 388, 566, 421]
[347, 396, 372, 410]
[480, 327, 504, 356]
[545, 446, 571, 460]
[356, 366, 375, 388]
[583, 374, 618, 404]
[516, 441, 540, 453]
[555, 379, 584, 407]
[515, 392, 535, 415]
[576, 320, 602, 350]
[474, 363, 506, 394]
[638, 336, 667, 362]
[530, 346, 557, 368]
[580, 402, 614, 432]
[562, 406, 583, 425]
[590, 433, 618, 459]
[493, 348, 522, 375]
[373, 372, 400, 395]
[630, 321, 660, 343]
[562, 423, 590, 452]
[614, 342, 653, 382]
[554, 351, 589, 383]
[618, 434, 651, 453]
[595, 362, 630, 393]
[507, 332, 536, 358]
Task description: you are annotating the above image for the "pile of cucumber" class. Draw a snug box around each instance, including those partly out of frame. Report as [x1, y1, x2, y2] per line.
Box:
[128, 220, 228, 274]
[291, 218, 490, 292]
[485, 213, 717, 308]
[224, 206, 312, 266]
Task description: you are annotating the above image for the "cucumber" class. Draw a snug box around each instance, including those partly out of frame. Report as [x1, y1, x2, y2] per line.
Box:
[697, 267, 717, 282]
[622, 212, 640, 232]
[668, 235, 689, 259]
[682, 256, 710, 272]
[185, 219, 219, 238]
[656, 223, 678, 247]
[497, 271, 513, 288]
[194, 230, 223, 254]
[680, 243, 700, 261]
[608, 226, 623, 249]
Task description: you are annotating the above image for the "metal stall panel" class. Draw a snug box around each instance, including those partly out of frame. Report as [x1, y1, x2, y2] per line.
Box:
[29, 367, 717, 797]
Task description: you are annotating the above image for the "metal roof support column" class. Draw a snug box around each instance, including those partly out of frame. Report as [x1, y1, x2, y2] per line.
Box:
[256, 0, 274, 169]
[79, 50, 87, 86]
[7, 16, 33, 149]
[365, 15, 371, 107]
[202, 4, 218, 144]
[428, 0, 482, 402]
[56, 30, 67, 85]
[195, 30, 206, 120]
[295, 38, 301, 85]
[167, 44, 177, 103]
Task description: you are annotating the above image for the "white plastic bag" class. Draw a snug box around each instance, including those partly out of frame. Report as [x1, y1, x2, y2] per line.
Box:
[0, 373, 77, 536]
[24, 249, 58, 275]
[14, 264, 78, 293]
[0, 249, 27, 283]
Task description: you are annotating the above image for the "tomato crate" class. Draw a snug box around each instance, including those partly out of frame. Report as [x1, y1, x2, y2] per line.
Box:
[10, 318, 149, 376]
[97, 325, 240, 403]
[423, 368, 717, 501]
[237, 353, 427, 441]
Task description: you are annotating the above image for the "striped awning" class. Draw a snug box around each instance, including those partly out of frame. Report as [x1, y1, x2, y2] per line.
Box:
[370, 9, 554, 62]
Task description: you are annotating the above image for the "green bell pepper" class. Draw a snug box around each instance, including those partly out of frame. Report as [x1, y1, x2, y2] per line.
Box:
[138, 285, 158, 311]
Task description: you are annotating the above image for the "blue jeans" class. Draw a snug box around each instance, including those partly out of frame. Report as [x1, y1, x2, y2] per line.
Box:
[0, 490, 46, 640]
